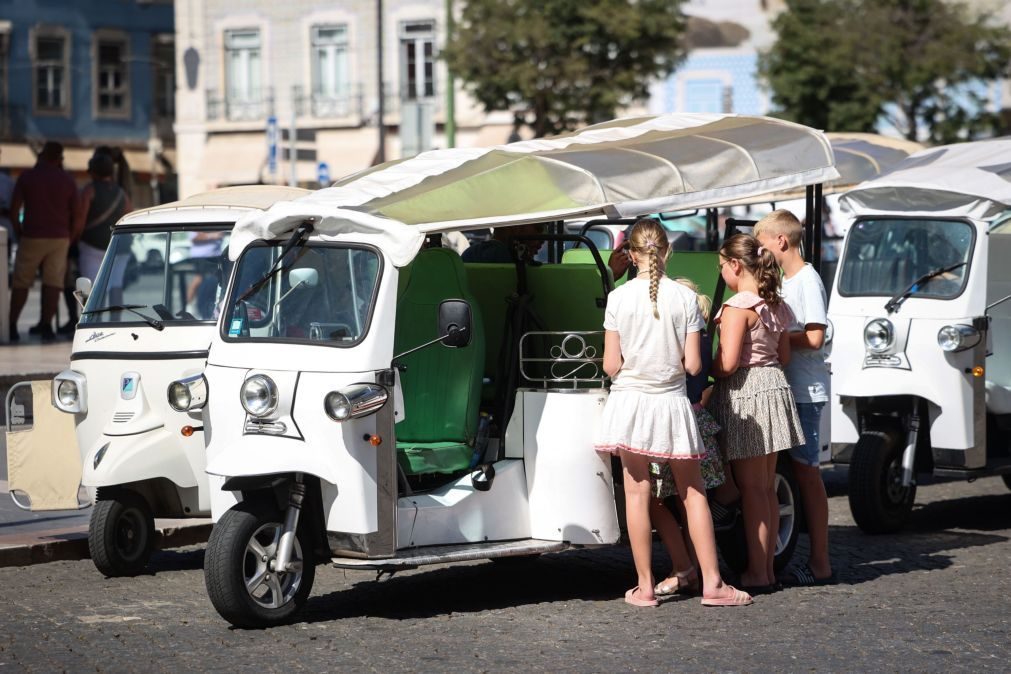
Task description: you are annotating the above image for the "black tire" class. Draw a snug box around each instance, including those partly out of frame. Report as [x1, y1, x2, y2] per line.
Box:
[1002, 474, 1011, 491]
[716, 455, 801, 574]
[848, 428, 915, 534]
[204, 501, 315, 629]
[88, 490, 155, 577]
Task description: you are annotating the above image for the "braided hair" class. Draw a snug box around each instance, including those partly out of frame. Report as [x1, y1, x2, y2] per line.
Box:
[627, 218, 670, 319]
[719, 233, 782, 306]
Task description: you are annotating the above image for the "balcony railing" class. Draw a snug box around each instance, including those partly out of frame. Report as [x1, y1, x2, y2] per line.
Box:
[294, 84, 365, 121]
[206, 87, 275, 122]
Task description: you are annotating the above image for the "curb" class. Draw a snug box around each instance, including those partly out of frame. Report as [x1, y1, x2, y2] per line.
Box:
[0, 521, 212, 569]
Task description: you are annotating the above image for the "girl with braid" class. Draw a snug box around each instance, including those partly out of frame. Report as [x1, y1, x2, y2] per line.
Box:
[710, 233, 804, 593]
[595, 218, 752, 608]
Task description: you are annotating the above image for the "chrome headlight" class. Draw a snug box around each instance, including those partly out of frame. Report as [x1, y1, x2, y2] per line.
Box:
[937, 324, 981, 353]
[864, 318, 894, 353]
[325, 384, 388, 422]
[52, 370, 87, 414]
[240, 375, 278, 417]
[167, 374, 208, 412]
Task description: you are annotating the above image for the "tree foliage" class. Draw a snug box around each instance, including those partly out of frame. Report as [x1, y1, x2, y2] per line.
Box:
[444, 0, 688, 137]
[759, 0, 1011, 142]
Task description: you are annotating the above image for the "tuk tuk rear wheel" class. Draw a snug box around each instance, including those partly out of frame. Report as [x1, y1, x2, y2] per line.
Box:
[204, 501, 315, 629]
[88, 490, 155, 577]
[848, 428, 915, 534]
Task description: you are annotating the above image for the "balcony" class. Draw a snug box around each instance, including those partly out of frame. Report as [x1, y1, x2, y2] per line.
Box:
[206, 87, 275, 122]
[292, 84, 364, 123]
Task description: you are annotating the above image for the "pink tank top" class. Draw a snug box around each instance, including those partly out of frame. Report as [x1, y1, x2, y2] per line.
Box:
[714, 291, 795, 367]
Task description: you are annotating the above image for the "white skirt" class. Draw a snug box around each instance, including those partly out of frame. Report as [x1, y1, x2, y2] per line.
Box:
[594, 389, 706, 459]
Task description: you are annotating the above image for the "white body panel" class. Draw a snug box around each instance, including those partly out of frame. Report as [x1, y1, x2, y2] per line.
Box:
[397, 460, 531, 548]
[522, 390, 619, 544]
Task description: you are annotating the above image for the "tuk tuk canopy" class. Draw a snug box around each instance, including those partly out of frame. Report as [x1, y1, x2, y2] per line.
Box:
[839, 138, 1011, 221]
[231, 113, 839, 265]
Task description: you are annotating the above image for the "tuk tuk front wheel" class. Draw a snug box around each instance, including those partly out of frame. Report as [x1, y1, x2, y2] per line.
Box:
[88, 490, 155, 577]
[204, 501, 315, 629]
[848, 428, 915, 534]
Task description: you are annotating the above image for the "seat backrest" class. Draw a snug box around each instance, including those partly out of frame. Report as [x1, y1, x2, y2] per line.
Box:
[394, 248, 485, 444]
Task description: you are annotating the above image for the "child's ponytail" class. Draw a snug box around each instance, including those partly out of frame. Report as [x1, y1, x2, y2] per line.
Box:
[719, 233, 782, 306]
[628, 218, 670, 320]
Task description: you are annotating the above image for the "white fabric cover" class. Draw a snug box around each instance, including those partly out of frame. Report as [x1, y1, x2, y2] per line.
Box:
[231, 113, 839, 264]
[840, 139, 1011, 220]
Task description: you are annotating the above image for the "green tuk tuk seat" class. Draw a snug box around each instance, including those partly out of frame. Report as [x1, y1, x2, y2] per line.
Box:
[394, 248, 486, 476]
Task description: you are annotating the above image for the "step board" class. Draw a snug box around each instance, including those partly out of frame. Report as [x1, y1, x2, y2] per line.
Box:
[331, 538, 569, 571]
[934, 457, 1011, 479]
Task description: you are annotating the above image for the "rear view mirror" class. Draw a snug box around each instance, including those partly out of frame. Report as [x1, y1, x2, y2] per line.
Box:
[76, 277, 93, 298]
[288, 268, 319, 289]
[438, 299, 472, 348]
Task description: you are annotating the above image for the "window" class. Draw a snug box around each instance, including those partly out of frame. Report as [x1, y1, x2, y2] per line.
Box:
[95, 34, 129, 117]
[33, 29, 69, 114]
[310, 24, 349, 117]
[152, 35, 175, 120]
[224, 29, 263, 119]
[399, 20, 435, 101]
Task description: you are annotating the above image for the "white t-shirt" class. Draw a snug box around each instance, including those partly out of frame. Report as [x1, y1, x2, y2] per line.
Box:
[782, 263, 829, 403]
[603, 276, 704, 394]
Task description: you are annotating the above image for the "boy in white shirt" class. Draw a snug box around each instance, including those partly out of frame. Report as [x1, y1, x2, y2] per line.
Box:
[755, 209, 836, 585]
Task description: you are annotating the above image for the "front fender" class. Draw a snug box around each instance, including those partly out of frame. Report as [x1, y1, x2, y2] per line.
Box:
[82, 428, 202, 489]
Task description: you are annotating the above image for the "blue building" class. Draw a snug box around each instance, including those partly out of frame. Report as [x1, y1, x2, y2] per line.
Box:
[0, 0, 175, 202]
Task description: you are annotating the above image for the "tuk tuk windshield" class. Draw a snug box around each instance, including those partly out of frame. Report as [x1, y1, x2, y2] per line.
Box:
[222, 242, 380, 346]
[79, 228, 232, 326]
[838, 218, 973, 298]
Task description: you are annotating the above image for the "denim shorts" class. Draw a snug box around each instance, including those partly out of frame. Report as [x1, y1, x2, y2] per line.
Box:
[789, 402, 825, 467]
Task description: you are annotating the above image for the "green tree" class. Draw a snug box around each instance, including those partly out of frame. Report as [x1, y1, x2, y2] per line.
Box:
[759, 0, 1011, 142]
[443, 0, 688, 137]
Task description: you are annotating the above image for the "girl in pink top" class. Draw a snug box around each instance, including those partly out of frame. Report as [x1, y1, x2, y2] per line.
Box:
[711, 233, 804, 591]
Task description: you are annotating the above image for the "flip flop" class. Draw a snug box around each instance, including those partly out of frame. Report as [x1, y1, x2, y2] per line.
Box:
[654, 567, 698, 596]
[700, 585, 753, 607]
[780, 565, 838, 587]
[624, 586, 659, 607]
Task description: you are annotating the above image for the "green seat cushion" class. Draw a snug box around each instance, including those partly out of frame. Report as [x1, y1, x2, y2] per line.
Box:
[396, 441, 474, 475]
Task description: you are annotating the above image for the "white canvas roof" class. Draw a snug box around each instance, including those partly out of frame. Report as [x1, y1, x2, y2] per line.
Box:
[231, 113, 839, 265]
[122, 185, 311, 224]
[839, 138, 1011, 220]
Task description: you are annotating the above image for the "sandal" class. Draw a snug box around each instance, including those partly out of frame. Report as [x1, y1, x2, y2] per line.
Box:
[780, 565, 838, 587]
[624, 586, 659, 607]
[654, 567, 699, 596]
[700, 585, 753, 607]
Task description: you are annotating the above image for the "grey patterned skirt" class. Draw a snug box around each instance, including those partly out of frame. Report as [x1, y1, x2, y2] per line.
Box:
[709, 365, 805, 461]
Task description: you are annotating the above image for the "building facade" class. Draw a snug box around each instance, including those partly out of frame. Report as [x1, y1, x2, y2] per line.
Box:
[174, 0, 515, 198]
[0, 0, 176, 204]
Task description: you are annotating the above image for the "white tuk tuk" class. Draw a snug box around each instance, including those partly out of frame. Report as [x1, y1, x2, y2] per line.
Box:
[828, 139, 1011, 533]
[172, 113, 838, 627]
[22, 186, 307, 576]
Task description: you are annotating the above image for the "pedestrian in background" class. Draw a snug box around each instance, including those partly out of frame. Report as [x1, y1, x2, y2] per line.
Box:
[710, 233, 804, 593]
[75, 153, 130, 284]
[8, 141, 76, 342]
[755, 209, 837, 586]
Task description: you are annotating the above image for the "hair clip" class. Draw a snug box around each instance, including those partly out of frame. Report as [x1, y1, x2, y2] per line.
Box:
[757, 246, 766, 255]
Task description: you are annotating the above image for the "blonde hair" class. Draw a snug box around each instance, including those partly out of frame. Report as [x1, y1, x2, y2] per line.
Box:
[754, 209, 804, 249]
[628, 218, 669, 319]
[719, 233, 783, 306]
[673, 276, 712, 323]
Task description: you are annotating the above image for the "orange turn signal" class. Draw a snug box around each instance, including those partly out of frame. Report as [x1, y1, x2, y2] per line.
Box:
[973, 366, 984, 378]
[369, 434, 382, 446]
[181, 425, 195, 437]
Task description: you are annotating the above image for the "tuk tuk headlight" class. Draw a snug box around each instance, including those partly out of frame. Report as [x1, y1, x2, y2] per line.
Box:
[937, 324, 980, 353]
[241, 375, 278, 417]
[864, 318, 893, 353]
[52, 370, 87, 414]
[167, 374, 208, 412]
[325, 384, 388, 422]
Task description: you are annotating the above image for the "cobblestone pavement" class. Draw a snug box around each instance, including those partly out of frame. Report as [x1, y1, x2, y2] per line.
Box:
[1, 471, 1009, 672]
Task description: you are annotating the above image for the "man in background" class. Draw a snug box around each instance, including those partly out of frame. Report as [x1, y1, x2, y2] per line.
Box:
[9, 141, 76, 342]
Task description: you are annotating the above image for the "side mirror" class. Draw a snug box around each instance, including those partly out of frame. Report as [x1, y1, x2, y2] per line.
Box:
[76, 277, 93, 298]
[288, 268, 318, 288]
[438, 299, 472, 348]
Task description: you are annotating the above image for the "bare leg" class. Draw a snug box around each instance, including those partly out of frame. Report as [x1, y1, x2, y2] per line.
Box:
[648, 496, 694, 589]
[668, 458, 739, 600]
[793, 461, 833, 578]
[765, 454, 779, 582]
[670, 495, 699, 570]
[620, 450, 655, 600]
[732, 456, 773, 587]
